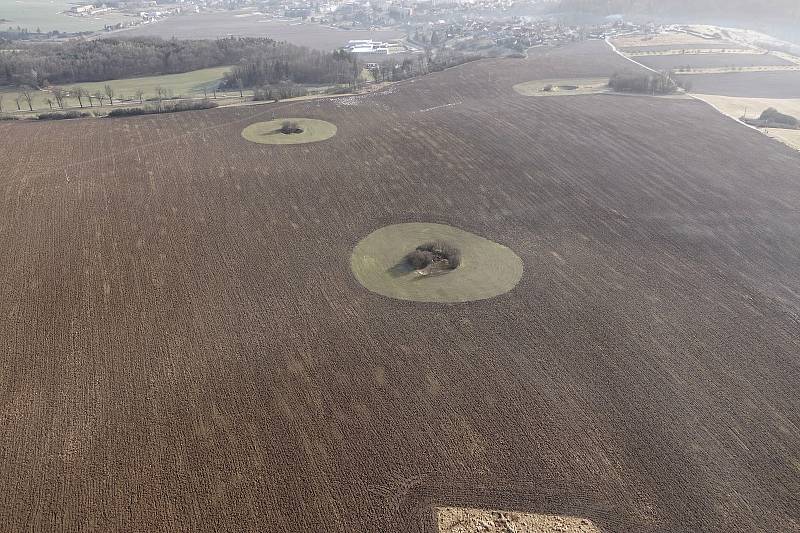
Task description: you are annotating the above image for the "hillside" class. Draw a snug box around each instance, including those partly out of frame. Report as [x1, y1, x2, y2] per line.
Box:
[0, 40, 798, 532]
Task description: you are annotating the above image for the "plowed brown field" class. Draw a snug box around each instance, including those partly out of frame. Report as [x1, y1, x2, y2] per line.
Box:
[0, 41, 799, 533]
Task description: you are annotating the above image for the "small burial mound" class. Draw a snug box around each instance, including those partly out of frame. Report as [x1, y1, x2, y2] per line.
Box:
[350, 223, 523, 303]
[241, 118, 337, 145]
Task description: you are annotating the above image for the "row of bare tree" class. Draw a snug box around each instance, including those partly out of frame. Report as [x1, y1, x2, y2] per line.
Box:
[0, 84, 183, 113]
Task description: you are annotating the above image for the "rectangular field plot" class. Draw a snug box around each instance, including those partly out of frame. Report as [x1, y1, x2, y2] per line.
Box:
[677, 71, 800, 97]
[617, 43, 752, 53]
[637, 53, 793, 71]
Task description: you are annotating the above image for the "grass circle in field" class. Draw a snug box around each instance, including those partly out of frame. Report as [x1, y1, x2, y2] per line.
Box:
[513, 78, 610, 96]
[351, 223, 523, 303]
[241, 118, 337, 145]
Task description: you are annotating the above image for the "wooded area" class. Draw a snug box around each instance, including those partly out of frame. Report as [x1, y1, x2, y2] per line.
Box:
[221, 48, 359, 89]
[0, 37, 356, 88]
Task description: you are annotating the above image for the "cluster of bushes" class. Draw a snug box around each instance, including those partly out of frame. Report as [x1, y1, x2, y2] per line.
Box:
[252, 85, 309, 102]
[280, 121, 303, 134]
[37, 110, 90, 120]
[325, 86, 353, 95]
[760, 107, 799, 127]
[608, 71, 682, 94]
[107, 99, 218, 118]
[405, 241, 462, 271]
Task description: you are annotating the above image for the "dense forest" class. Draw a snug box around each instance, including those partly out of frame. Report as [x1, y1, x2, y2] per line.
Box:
[0, 37, 356, 88]
[608, 71, 683, 94]
[221, 49, 359, 88]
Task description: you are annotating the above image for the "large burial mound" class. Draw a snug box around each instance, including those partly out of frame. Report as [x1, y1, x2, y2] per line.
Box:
[241, 118, 337, 145]
[351, 223, 523, 303]
[513, 78, 611, 97]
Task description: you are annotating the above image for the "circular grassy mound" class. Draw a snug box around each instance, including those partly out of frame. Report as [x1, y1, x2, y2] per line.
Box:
[351, 223, 523, 303]
[241, 118, 337, 145]
[513, 78, 610, 96]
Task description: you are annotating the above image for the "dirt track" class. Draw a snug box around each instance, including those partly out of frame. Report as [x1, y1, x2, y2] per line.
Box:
[0, 41, 799, 532]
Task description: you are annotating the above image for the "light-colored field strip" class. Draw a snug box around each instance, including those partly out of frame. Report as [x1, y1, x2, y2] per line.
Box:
[626, 49, 760, 57]
[772, 51, 800, 65]
[436, 507, 604, 533]
[612, 32, 727, 48]
[674, 65, 800, 75]
[692, 94, 800, 150]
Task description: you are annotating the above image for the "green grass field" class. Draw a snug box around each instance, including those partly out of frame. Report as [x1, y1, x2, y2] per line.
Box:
[350, 223, 523, 303]
[0, 66, 234, 113]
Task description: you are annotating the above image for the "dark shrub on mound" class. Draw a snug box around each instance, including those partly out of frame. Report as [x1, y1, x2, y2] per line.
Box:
[409, 241, 461, 270]
[406, 249, 434, 269]
[280, 120, 303, 134]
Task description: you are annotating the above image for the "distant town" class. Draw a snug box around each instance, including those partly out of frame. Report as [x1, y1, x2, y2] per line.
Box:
[2, 0, 736, 62]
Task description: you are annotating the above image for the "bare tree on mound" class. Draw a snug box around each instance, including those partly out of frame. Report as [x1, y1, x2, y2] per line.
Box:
[280, 120, 304, 134]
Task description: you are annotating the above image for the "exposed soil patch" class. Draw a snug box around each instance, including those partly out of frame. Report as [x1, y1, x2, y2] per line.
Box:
[436, 507, 605, 533]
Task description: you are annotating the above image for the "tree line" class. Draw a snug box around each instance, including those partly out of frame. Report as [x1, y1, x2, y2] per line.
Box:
[608, 71, 689, 94]
[371, 49, 482, 83]
[221, 48, 360, 89]
[0, 37, 352, 88]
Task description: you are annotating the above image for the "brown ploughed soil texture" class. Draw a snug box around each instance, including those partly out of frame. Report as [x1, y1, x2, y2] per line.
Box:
[0, 41, 798, 532]
[675, 70, 800, 97]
